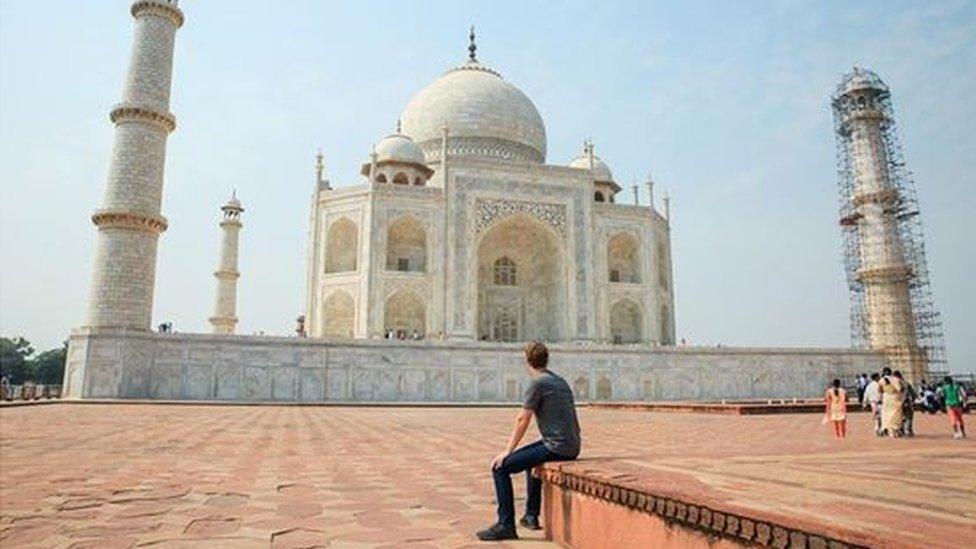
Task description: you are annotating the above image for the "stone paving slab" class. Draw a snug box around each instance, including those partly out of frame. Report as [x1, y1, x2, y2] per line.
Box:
[1, 404, 973, 548]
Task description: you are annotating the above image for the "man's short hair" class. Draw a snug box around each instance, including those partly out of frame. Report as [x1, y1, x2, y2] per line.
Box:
[524, 341, 549, 370]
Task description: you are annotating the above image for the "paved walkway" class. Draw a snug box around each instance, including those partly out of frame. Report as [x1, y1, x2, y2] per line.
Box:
[1, 404, 974, 548]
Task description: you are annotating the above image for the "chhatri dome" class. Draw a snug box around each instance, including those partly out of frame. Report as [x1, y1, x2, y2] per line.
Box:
[399, 28, 547, 164]
[568, 148, 615, 183]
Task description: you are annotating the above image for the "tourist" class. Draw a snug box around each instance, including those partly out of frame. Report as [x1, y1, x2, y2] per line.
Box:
[856, 373, 868, 404]
[878, 367, 903, 437]
[476, 341, 581, 541]
[921, 384, 940, 414]
[0, 373, 10, 401]
[863, 373, 882, 436]
[895, 371, 917, 437]
[824, 379, 847, 438]
[941, 376, 967, 439]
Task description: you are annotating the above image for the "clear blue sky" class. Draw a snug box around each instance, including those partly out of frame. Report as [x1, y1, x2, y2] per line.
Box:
[1, 1, 973, 372]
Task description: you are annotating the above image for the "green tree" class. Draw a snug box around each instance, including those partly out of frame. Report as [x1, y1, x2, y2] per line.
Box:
[31, 341, 67, 385]
[1, 336, 34, 384]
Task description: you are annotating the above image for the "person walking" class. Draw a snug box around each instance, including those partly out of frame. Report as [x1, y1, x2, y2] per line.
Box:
[895, 371, 917, 437]
[824, 379, 848, 438]
[863, 373, 882, 436]
[856, 373, 868, 405]
[476, 341, 581, 541]
[941, 376, 967, 439]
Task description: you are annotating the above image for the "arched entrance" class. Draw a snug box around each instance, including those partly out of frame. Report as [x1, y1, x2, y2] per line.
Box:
[384, 290, 426, 338]
[476, 215, 566, 342]
[609, 299, 642, 343]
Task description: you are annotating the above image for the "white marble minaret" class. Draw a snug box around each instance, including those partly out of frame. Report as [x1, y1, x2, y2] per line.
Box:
[209, 194, 244, 334]
[86, 0, 184, 330]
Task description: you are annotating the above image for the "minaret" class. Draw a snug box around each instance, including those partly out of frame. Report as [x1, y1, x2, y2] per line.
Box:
[86, 0, 184, 330]
[645, 174, 655, 211]
[209, 193, 244, 334]
[832, 67, 941, 381]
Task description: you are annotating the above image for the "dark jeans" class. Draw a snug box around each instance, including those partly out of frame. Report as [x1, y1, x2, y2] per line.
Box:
[492, 440, 575, 527]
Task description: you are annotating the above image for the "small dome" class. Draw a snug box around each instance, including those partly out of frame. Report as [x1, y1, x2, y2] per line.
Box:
[400, 60, 547, 163]
[569, 153, 614, 183]
[834, 66, 888, 99]
[374, 133, 426, 165]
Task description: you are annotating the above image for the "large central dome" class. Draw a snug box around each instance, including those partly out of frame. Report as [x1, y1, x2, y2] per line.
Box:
[400, 60, 547, 164]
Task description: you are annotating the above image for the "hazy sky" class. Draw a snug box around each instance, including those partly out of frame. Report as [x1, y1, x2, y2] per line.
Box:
[1, 1, 973, 372]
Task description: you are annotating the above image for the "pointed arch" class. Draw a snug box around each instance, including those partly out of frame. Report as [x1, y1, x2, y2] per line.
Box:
[384, 290, 426, 337]
[608, 232, 640, 283]
[325, 218, 358, 273]
[322, 290, 355, 338]
[596, 375, 613, 400]
[386, 216, 427, 272]
[573, 376, 590, 400]
[610, 298, 642, 344]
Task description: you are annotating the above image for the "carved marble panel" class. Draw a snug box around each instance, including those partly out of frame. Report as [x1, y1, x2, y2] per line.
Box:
[452, 370, 476, 401]
[474, 198, 567, 237]
[327, 367, 349, 400]
[185, 365, 213, 399]
[243, 366, 271, 400]
[151, 362, 181, 399]
[216, 364, 241, 399]
[272, 368, 297, 400]
[300, 369, 325, 401]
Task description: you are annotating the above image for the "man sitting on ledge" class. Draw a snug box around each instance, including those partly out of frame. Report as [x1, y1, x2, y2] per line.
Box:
[477, 341, 582, 541]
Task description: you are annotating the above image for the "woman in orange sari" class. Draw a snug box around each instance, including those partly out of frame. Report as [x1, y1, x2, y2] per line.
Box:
[825, 379, 848, 438]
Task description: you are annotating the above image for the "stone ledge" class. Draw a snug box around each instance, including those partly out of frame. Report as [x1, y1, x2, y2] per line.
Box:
[92, 209, 168, 234]
[110, 103, 177, 133]
[131, 0, 185, 28]
[587, 401, 871, 415]
[537, 462, 873, 549]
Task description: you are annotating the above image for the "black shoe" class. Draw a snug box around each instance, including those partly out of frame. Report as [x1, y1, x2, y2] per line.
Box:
[476, 523, 518, 541]
[519, 515, 541, 530]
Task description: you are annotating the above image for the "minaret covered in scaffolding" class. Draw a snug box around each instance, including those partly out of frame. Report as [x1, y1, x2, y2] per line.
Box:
[831, 67, 946, 382]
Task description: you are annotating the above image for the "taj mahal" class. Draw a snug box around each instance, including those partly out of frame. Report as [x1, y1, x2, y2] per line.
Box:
[63, 1, 923, 403]
[305, 31, 673, 346]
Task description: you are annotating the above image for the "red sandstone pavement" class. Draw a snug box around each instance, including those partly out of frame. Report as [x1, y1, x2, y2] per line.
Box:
[1, 404, 974, 548]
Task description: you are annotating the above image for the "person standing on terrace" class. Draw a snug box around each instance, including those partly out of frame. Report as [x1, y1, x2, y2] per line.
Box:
[476, 341, 581, 541]
[825, 379, 847, 438]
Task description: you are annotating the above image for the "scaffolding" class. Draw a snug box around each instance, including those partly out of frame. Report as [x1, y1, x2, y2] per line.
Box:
[831, 68, 947, 378]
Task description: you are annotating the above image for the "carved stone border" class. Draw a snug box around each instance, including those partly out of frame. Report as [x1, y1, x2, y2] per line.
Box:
[131, 0, 185, 28]
[474, 198, 566, 237]
[536, 466, 867, 549]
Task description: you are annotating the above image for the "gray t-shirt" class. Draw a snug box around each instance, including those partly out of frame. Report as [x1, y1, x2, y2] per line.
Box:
[523, 370, 581, 457]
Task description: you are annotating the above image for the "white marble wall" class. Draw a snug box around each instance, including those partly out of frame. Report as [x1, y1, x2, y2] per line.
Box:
[63, 329, 883, 402]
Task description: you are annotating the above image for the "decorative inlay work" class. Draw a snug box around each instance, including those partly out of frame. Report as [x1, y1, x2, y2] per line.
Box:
[131, 0, 185, 27]
[475, 198, 566, 237]
[536, 465, 863, 549]
[418, 137, 543, 164]
[92, 210, 168, 234]
[110, 104, 177, 133]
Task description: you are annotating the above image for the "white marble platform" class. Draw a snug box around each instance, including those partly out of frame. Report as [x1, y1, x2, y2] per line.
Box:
[63, 329, 883, 402]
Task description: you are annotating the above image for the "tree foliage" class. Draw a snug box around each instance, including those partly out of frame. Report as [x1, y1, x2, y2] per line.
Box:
[0, 336, 66, 385]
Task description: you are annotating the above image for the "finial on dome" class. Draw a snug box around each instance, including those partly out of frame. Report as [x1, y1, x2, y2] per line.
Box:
[468, 25, 477, 61]
[396, 119, 402, 134]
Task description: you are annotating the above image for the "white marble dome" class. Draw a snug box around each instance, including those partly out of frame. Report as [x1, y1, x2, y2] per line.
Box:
[374, 133, 426, 165]
[569, 153, 614, 183]
[400, 60, 547, 164]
